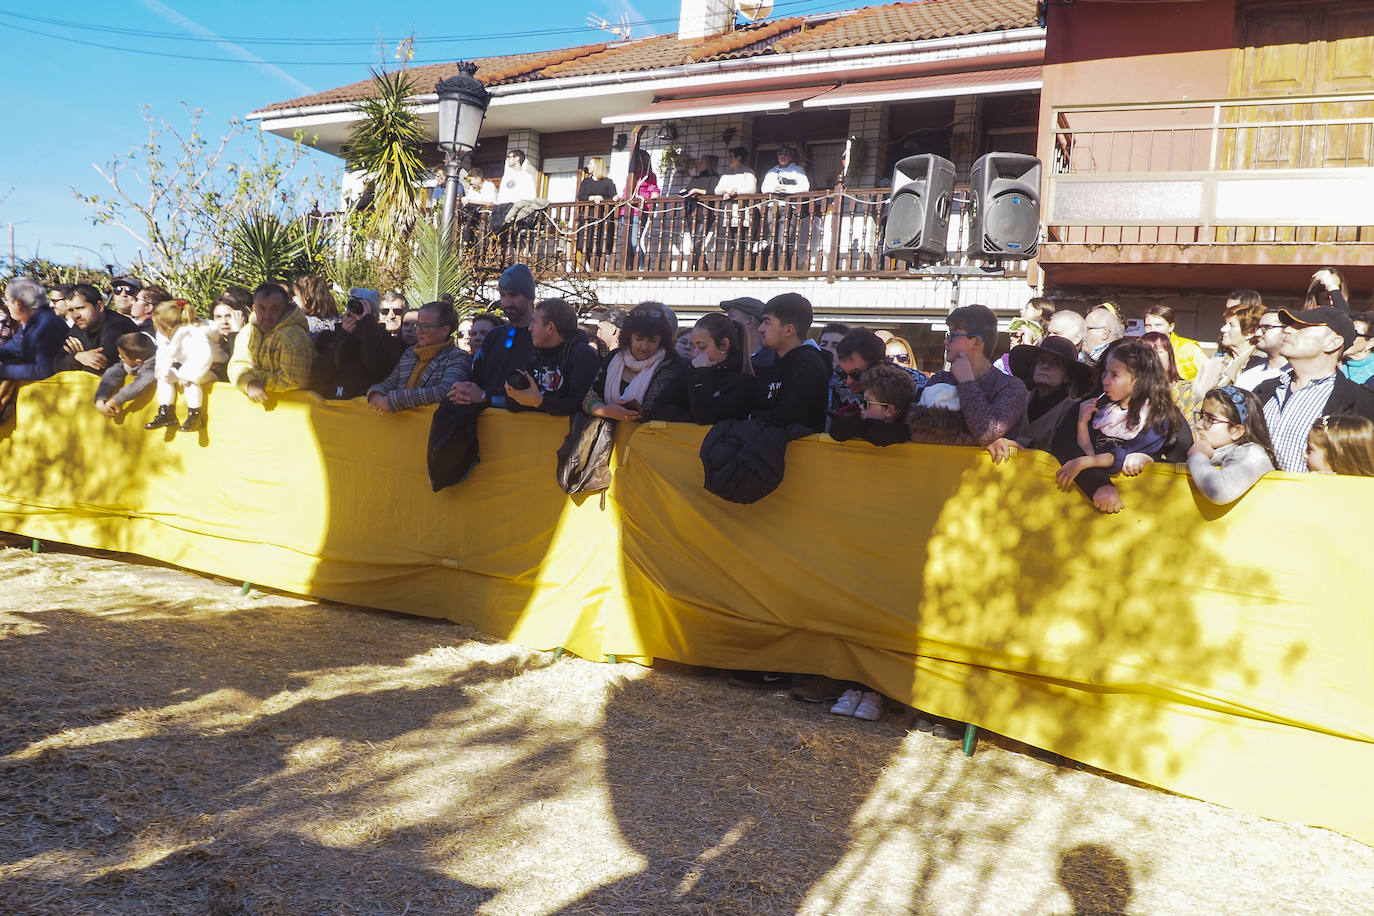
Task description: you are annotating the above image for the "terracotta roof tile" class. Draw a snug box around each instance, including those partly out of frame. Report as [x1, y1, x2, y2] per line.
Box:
[775, 0, 1039, 54]
[254, 0, 1040, 116]
[252, 44, 606, 114]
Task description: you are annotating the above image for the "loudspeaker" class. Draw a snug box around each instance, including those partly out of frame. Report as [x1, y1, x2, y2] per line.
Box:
[965, 152, 1042, 261]
[882, 154, 956, 263]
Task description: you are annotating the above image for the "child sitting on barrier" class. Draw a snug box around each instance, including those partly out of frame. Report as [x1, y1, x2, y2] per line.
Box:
[93, 332, 156, 419]
[144, 299, 225, 433]
[1186, 386, 1276, 503]
[829, 362, 917, 446]
[1305, 414, 1374, 476]
[1055, 339, 1188, 513]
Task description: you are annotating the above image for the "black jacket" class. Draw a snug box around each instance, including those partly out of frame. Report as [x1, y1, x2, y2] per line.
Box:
[55, 309, 138, 374]
[311, 313, 399, 399]
[654, 356, 757, 425]
[752, 344, 830, 433]
[1255, 372, 1374, 422]
[1050, 396, 1193, 499]
[475, 325, 599, 416]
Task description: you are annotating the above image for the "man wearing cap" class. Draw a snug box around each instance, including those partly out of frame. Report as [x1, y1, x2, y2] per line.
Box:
[109, 275, 142, 320]
[719, 296, 773, 370]
[1254, 306, 1374, 472]
[448, 264, 539, 406]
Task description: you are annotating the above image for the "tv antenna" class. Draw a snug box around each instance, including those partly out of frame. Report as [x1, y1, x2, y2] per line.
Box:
[586, 11, 633, 40]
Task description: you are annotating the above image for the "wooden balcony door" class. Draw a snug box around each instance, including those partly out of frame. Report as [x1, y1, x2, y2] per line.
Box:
[1225, 1, 1374, 242]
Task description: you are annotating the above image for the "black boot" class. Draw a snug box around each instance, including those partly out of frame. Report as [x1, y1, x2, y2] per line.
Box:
[178, 408, 203, 432]
[144, 405, 177, 430]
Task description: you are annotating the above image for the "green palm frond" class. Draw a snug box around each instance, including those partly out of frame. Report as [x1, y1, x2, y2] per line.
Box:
[229, 211, 307, 287]
[346, 69, 428, 222]
[405, 216, 466, 307]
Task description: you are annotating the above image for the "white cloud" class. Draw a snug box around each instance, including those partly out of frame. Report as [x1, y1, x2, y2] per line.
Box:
[137, 0, 315, 95]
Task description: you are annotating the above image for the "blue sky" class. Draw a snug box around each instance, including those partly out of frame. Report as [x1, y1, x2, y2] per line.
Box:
[0, 0, 836, 272]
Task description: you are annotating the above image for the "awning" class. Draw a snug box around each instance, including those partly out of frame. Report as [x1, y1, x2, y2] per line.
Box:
[803, 66, 1042, 107]
[601, 85, 836, 124]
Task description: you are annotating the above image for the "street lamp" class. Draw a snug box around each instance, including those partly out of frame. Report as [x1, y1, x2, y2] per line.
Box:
[436, 61, 491, 246]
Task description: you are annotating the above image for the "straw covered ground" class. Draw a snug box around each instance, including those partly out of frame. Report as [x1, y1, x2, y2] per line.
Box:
[2, 543, 1373, 915]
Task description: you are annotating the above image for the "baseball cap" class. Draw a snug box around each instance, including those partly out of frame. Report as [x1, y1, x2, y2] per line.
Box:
[1278, 306, 1356, 350]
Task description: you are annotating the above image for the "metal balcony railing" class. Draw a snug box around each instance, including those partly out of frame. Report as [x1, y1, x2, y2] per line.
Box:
[1046, 93, 1374, 248]
[448, 189, 1025, 281]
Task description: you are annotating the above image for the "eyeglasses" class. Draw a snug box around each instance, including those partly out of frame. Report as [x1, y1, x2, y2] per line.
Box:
[861, 396, 893, 410]
[380, 307, 404, 316]
[890, 353, 911, 364]
[1193, 410, 1231, 430]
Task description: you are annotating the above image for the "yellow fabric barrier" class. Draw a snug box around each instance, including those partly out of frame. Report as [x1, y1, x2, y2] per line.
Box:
[3, 374, 1373, 845]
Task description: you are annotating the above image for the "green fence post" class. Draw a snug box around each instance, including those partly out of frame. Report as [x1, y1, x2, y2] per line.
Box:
[239, 582, 251, 595]
[962, 723, 978, 757]
[31, 539, 41, 554]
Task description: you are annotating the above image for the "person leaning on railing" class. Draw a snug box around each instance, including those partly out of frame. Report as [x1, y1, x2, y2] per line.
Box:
[366, 301, 471, 414]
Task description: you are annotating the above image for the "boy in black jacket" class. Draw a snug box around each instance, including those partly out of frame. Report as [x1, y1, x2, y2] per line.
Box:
[752, 293, 830, 433]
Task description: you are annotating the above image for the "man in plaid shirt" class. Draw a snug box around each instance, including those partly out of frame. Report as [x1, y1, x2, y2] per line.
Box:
[1254, 306, 1374, 472]
[227, 283, 315, 405]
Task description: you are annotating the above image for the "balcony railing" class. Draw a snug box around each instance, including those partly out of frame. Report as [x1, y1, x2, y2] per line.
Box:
[449, 188, 1023, 281]
[1046, 93, 1374, 248]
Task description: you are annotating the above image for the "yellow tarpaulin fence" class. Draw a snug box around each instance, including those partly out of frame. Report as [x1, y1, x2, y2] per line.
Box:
[3, 374, 1373, 844]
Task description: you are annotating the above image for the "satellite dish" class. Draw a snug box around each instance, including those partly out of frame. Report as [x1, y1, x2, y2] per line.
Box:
[736, 0, 773, 21]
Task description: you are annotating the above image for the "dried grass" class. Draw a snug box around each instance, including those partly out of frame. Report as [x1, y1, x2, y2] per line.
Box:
[1, 541, 1372, 915]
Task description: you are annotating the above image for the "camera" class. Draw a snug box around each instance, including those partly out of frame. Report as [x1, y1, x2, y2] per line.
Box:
[506, 370, 531, 390]
[346, 298, 367, 316]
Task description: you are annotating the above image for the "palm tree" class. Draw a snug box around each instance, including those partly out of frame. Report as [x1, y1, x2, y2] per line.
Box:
[344, 68, 429, 282]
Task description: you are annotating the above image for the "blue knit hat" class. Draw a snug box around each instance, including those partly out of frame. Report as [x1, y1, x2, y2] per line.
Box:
[498, 264, 536, 301]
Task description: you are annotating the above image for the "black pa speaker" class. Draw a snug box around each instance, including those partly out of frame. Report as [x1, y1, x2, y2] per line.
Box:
[882, 154, 956, 263]
[965, 152, 1042, 261]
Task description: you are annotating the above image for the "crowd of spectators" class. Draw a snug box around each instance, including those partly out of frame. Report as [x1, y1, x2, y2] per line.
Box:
[6, 261, 1374, 722]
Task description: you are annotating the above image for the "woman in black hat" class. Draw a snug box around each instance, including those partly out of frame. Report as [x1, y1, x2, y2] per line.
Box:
[1006, 335, 1093, 452]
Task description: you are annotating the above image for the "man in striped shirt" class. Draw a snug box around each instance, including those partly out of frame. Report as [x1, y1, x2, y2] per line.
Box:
[1254, 307, 1374, 472]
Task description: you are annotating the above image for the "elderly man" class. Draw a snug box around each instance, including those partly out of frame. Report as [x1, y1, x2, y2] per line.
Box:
[1255, 306, 1374, 473]
[1046, 309, 1085, 352]
[227, 282, 314, 404]
[56, 284, 138, 374]
[2, 278, 67, 382]
[367, 301, 471, 413]
[1081, 303, 1124, 364]
[1, 278, 69, 423]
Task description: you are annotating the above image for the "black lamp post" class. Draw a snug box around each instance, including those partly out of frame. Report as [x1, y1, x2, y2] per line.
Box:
[436, 61, 491, 246]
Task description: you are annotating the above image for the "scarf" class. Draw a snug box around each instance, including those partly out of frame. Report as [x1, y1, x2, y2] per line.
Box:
[407, 341, 449, 389]
[604, 348, 666, 407]
[1093, 399, 1150, 441]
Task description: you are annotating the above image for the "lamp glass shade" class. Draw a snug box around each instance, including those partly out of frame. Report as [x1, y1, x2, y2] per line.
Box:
[435, 63, 490, 154]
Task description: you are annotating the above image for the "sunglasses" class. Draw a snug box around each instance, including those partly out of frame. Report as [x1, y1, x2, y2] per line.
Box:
[890, 353, 911, 364]
[862, 396, 894, 410]
[112, 286, 136, 295]
[380, 307, 405, 316]
[944, 331, 972, 342]
[844, 368, 865, 382]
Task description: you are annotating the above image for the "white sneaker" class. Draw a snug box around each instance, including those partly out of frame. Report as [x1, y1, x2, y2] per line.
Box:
[830, 689, 861, 716]
[854, 691, 883, 721]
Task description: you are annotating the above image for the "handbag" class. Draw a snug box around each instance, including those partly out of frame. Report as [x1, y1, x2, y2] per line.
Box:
[556, 412, 616, 495]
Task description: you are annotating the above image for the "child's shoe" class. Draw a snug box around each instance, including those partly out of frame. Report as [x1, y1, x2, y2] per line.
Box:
[830, 689, 862, 717]
[178, 408, 203, 432]
[853, 691, 884, 721]
[144, 405, 177, 430]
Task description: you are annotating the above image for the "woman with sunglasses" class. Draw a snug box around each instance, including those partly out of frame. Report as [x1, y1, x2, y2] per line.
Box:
[884, 335, 916, 369]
